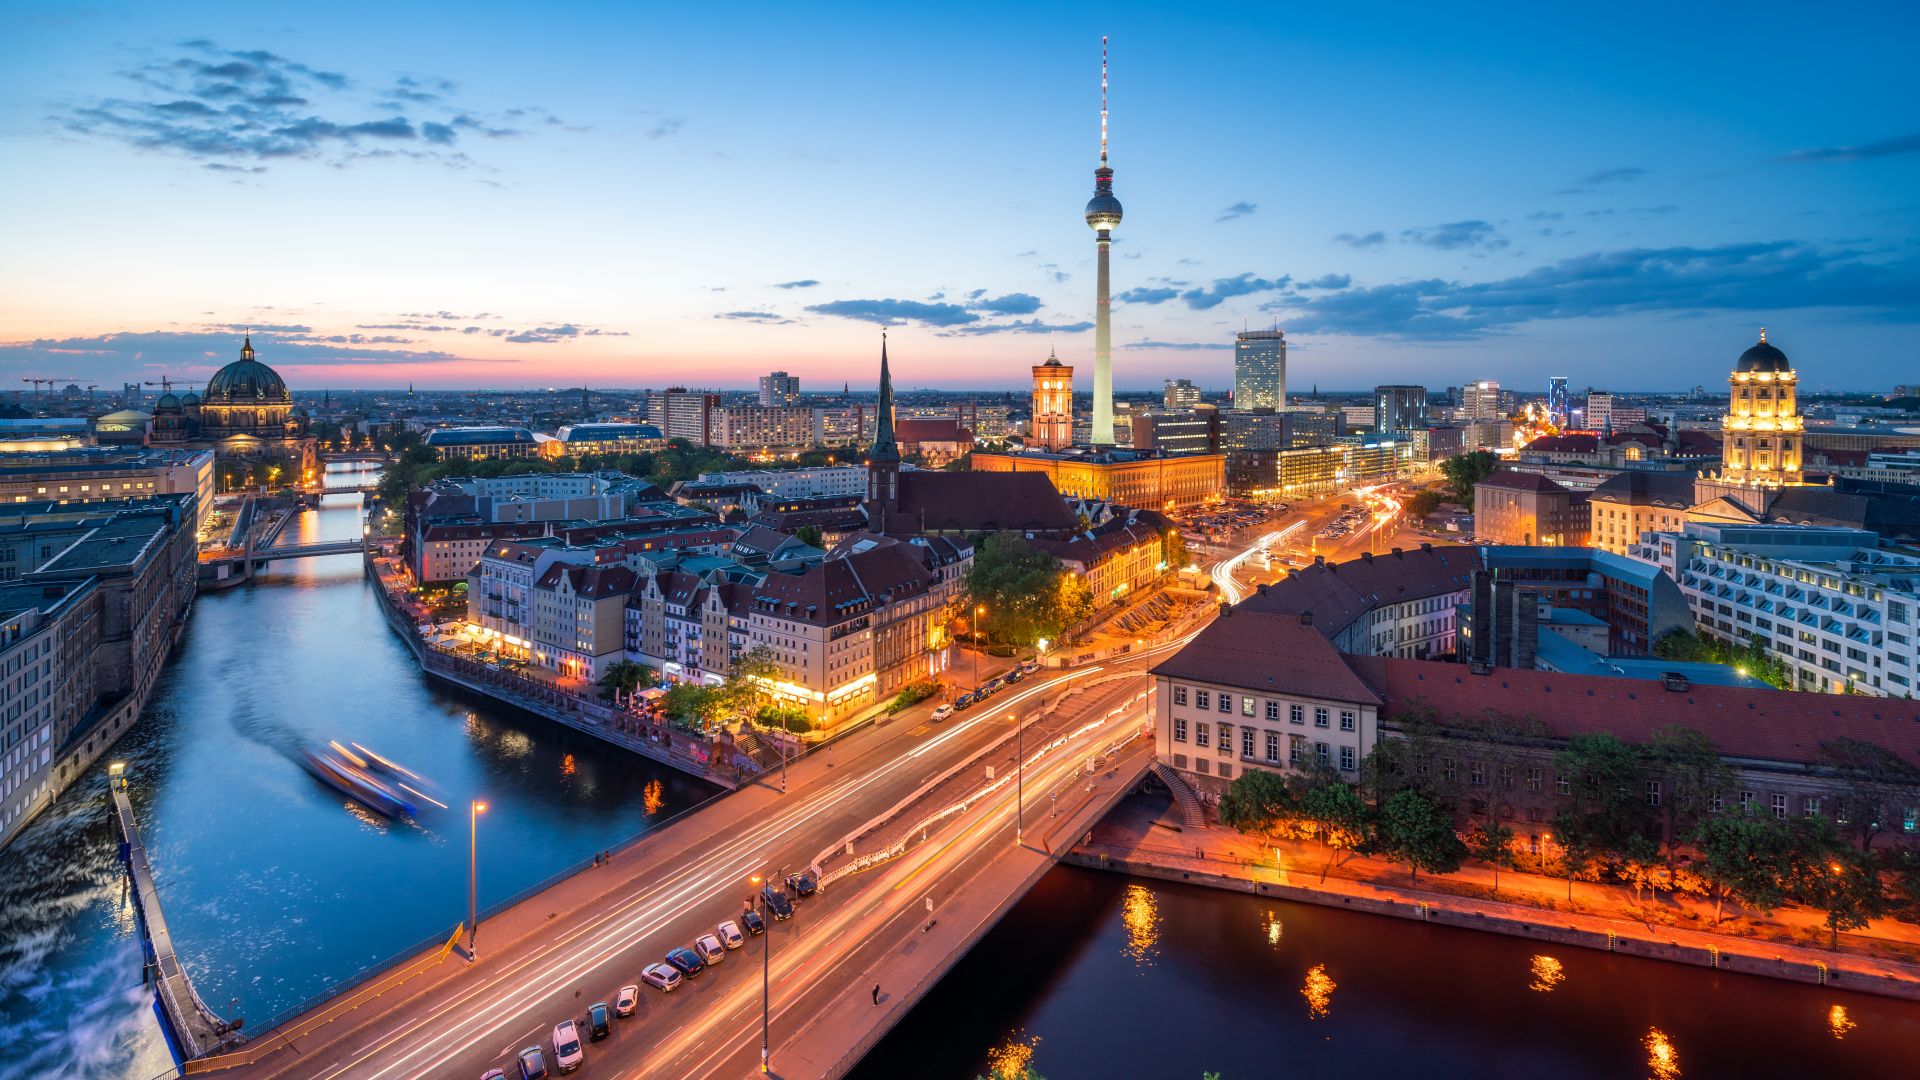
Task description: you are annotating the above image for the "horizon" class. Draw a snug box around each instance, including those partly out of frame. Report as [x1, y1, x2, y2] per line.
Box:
[2, 3, 1916, 394]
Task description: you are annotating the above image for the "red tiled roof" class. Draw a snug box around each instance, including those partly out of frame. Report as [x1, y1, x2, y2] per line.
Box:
[1348, 656, 1920, 770]
[1237, 544, 1482, 639]
[1151, 609, 1383, 705]
[536, 563, 635, 599]
[737, 543, 934, 626]
[893, 471, 1076, 533]
[895, 418, 973, 443]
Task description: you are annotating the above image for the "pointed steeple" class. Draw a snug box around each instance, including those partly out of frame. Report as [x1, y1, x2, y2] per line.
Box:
[870, 331, 900, 464]
[867, 331, 902, 515]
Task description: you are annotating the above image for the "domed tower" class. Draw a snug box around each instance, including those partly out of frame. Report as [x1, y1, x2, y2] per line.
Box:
[1084, 36, 1123, 448]
[1031, 346, 1075, 451]
[1718, 328, 1803, 486]
[202, 335, 293, 438]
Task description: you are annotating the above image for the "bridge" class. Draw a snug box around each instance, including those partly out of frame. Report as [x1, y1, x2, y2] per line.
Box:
[255, 539, 368, 560]
[318, 451, 396, 465]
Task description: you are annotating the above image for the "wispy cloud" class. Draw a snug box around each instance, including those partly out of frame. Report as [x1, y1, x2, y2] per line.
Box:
[804, 298, 978, 327]
[1179, 273, 1291, 310]
[941, 319, 1093, 337]
[1121, 340, 1232, 351]
[714, 311, 792, 324]
[1782, 132, 1920, 163]
[0, 329, 513, 375]
[1115, 287, 1180, 305]
[773, 279, 819, 289]
[1333, 231, 1387, 250]
[1576, 166, 1646, 185]
[1400, 220, 1506, 251]
[967, 293, 1042, 316]
[1215, 201, 1258, 223]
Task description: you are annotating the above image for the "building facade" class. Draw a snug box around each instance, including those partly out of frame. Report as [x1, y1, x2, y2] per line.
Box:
[706, 405, 820, 452]
[1473, 471, 1590, 547]
[1030, 351, 1075, 452]
[424, 427, 537, 461]
[1373, 385, 1427, 434]
[1163, 379, 1203, 410]
[758, 371, 800, 407]
[971, 448, 1224, 511]
[1233, 330, 1286, 411]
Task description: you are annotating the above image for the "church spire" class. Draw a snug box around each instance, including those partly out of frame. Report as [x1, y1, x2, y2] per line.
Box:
[870, 331, 899, 464]
[866, 331, 901, 515]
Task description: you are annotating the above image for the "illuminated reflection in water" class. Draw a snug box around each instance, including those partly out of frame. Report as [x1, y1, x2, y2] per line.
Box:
[1302, 964, 1335, 1020]
[1120, 884, 1159, 967]
[1645, 1027, 1679, 1080]
[643, 779, 666, 816]
[1262, 909, 1282, 947]
[561, 753, 577, 777]
[985, 1033, 1039, 1079]
[1528, 954, 1565, 993]
[1827, 1004, 1855, 1040]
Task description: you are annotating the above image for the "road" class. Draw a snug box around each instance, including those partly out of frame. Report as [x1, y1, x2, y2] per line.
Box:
[226, 619, 1208, 1080]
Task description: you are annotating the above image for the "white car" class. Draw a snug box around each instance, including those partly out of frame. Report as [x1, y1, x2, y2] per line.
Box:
[614, 984, 639, 1018]
[641, 962, 682, 992]
[930, 703, 954, 722]
[694, 934, 726, 965]
[716, 920, 745, 950]
[551, 1020, 584, 1074]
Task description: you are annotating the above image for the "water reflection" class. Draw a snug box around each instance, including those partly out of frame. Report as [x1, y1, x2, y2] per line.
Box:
[1301, 963, 1335, 1020]
[985, 1033, 1039, 1079]
[1528, 954, 1565, 993]
[643, 779, 666, 817]
[1119, 883, 1159, 967]
[1827, 1004, 1855, 1040]
[1261, 909, 1282, 947]
[1646, 1027, 1680, 1080]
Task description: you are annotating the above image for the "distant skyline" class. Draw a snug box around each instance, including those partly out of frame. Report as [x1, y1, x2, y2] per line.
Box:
[2, 2, 1917, 393]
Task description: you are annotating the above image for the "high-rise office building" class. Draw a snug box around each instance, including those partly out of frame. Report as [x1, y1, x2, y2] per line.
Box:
[1084, 37, 1123, 446]
[1586, 390, 1614, 432]
[758, 371, 800, 407]
[1547, 376, 1570, 428]
[1030, 348, 1075, 451]
[1374, 385, 1427, 433]
[1163, 378, 1202, 410]
[1461, 380, 1503, 423]
[1233, 330, 1286, 411]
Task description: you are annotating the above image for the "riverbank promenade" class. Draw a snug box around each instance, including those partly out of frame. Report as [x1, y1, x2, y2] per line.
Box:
[1073, 792, 1920, 1002]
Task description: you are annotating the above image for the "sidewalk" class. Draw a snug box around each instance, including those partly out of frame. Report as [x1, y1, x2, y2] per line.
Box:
[1075, 792, 1920, 1002]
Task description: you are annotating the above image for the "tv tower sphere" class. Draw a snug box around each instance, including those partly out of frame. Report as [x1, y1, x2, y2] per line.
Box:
[1085, 174, 1123, 232]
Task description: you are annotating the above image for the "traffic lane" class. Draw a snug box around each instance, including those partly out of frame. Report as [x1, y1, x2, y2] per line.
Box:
[275, 670, 1142, 1079]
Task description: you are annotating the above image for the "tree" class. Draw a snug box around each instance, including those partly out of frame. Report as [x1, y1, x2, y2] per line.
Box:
[1466, 818, 1516, 894]
[967, 533, 1080, 646]
[1218, 769, 1295, 835]
[1795, 841, 1884, 950]
[1886, 849, 1920, 925]
[597, 660, 657, 700]
[1692, 813, 1800, 923]
[1298, 780, 1371, 882]
[662, 682, 726, 726]
[1405, 488, 1447, 519]
[718, 646, 781, 714]
[1375, 790, 1466, 882]
[1163, 528, 1189, 571]
[1552, 732, 1656, 861]
[1817, 737, 1920, 851]
[1438, 450, 1497, 503]
[793, 524, 824, 549]
[1642, 725, 1732, 866]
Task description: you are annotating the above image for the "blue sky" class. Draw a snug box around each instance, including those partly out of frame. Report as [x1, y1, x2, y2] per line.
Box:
[1, 1, 1916, 393]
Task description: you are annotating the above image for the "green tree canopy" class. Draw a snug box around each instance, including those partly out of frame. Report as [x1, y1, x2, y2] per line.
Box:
[1374, 789, 1466, 881]
[1218, 768, 1295, 835]
[597, 659, 658, 699]
[1643, 724, 1732, 865]
[1693, 812, 1805, 923]
[1438, 450, 1498, 503]
[966, 533, 1084, 647]
[1817, 736, 1920, 851]
[1466, 817, 1517, 893]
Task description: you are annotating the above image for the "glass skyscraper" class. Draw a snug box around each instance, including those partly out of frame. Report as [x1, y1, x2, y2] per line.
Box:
[1233, 330, 1286, 411]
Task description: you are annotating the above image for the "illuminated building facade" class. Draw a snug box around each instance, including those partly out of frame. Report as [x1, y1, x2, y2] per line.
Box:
[1030, 349, 1076, 452]
[1715, 329, 1802, 486]
[1233, 330, 1286, 411]
[971, 448, 1223, 511]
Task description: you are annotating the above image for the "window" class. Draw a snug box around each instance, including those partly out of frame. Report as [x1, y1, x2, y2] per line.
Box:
[1315, 742, 1330, 765]
[1556, 775, 1571, 797]
[1339, 745, 1355, 771]
[1339, 710, 1356, 732]
[1196, 690, 1210, 710]
[1526, 767, 1542, 792]
[1241, 727, 1255, 759]
[1266, 731, 1280, 764]
[1771, 793, 1788, 819]
[1173, 718, 1187, 743]
[1314, 707, 1329, 728]
[1470, 763, 1486, 787]
[1740, 790, 1755, 812]
[1195, 724, 1210, 748]
[1288, 737, 1303, 767]
[1289, 704, 1304, 725]
[1242, 696, 1255, 717]
[1219, 763, 1233, 779]
[1527, 807, 1544, 823]
[1646, 780, 1661, 807]
[1804, 797, 1821, 818]
[1708, 792, 1723, 813]
[1218, 724, 1232, 756]
[1218, 694, 1231, 714]
[1173, 686, 1187, 706]
[1266, 701, 1280, 721]
[1499, 765, 1513, 789]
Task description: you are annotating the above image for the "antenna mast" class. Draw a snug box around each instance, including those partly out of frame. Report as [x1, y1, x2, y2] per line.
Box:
[1100, 35, 1109, 164]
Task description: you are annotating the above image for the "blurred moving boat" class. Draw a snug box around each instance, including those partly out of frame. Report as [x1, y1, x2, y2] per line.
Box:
[300, 745, 417, 818]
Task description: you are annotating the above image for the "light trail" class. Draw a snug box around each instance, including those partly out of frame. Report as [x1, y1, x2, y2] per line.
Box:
[1210, 520, 1305, 604]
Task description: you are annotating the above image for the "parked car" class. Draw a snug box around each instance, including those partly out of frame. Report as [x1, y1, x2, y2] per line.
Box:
[641, 961, 683, 991]
[516, 1046, 548, 1080]
[954, 693, 975, 711]
[586, 1002, 610, 1041]
[665, 947, 705, 978]
[983, 677, 1004, 694]
[551, 1020, 584, 1073]
[741, 908, 766, 935]
[614, 985, 639, 1017]
[1017, 660, 1040, 676]
[786, 871, 818, 899]
[717, 920, 745, 949]
[694, 934, 726, 965]
[761, 882, 795, 920]
[483, 1070, 508, 1080]
[930, 703, 954, 722]
[1005, 668, 1025, 684]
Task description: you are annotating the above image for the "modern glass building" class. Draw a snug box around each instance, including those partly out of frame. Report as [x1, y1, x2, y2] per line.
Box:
[1233, 330, 1286, 411]
[1373, 385, 1427, 433]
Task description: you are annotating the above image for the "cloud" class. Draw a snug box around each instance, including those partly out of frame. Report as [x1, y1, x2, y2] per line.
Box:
[1121, 340, 1232, 351]
[1115, 287, 1180, 305]
[1297, 274, 1351, 290]
[1333, 231, 1387, 249]
[804, 299, 978, 327]
[1276, 241, 1920, 341]
[1179, 273, 1291, 310]
[1400, 220, 1507, 251]
[647, 117, 685, 139]
[773, 279, 819, 289]
[714, 311, 792, 324]
[56, 40, 546, 170]
[1215, 201, 1258, 223]
[1782, 132, 1920, 163]
[0, 329, 512, 376]
[967, 293, 1043, 316]
[1576, 166, 1646, 185]
[941, 319, 1093, 337]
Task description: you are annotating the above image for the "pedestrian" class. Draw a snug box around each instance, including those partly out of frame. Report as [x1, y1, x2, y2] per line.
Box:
[871, 983, 881, 1006]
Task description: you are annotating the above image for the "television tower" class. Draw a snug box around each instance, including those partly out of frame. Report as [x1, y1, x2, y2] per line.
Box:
[1084, 35, 1123, 447]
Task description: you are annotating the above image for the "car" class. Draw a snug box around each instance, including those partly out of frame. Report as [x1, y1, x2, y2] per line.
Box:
[516, 1046, 549, 1080]
[641, 961, 683, 991]
[1005, 668, 1025, 684]
[930, 703, 954, 722]
[551, 1020, 584, 1073]
[694, 934, 726, 964]
[786, 871, 818, 899]
[1017, 660, 1040, 676]
[954, 693, 975, 711]
[983, 677, 1004, 694]
[614, 985, 640, 1017]
[741, 909, 766, 935]
[761, 882, 795, 920]
[717, 920, 745, 949]
[483, 1070, 508, 1080]
[665, 947, 705, 978]
[586, 1002, 610, 1041]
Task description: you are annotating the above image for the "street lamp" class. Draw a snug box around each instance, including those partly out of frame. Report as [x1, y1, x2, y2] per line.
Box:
[1012, 711, 1025, 847]
[973, 604, 987, 690]
[748, 872, 772, 1073]
[468, 800, 487, 959]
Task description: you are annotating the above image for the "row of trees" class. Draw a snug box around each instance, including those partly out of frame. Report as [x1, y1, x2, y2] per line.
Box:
[1652, 627, 1795, 690]
[1218, 716, 1920, 947]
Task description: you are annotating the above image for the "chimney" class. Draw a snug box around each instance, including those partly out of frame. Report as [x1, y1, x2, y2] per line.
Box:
[1299, 610, 1313, 627]
[1314, 554, 1327, 567]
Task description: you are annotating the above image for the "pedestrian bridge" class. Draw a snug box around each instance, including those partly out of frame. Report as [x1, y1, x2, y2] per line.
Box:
[257, 540, 367, 560]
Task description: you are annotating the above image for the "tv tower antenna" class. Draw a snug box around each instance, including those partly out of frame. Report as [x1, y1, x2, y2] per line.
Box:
[1100, 35, 1110, 165]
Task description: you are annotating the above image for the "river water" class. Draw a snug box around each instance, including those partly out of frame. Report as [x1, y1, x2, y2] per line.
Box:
[855, 865, 1920, 1080]
[0, 466, 719, 1078]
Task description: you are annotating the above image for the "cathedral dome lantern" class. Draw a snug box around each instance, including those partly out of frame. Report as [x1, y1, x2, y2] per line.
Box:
[205, 336, 292, 404]
[1736, 329, 1791, 374]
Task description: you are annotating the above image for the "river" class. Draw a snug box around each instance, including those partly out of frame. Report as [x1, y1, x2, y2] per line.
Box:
[0, 466, 720, 1078]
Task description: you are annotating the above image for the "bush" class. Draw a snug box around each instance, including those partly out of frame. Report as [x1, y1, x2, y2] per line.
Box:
[885, 680, 941, 714]
[755, 705, 811, 733]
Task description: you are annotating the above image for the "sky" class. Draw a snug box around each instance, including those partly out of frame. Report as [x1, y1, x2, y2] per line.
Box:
[1, 1, 1917, 395]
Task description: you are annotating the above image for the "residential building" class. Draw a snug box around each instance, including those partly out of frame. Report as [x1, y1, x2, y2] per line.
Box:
[758, 371, 800, 408]
[1473, 471, 1590, 547]
[1586, 390, 1614, 432]
[1588, 471, 1696, 555]
[1240, 543, 1480, 659]
[1233, 330, 1286, 411]
[692, 466, 874, 501]
[423, 427, 537, 461]
[1034, 508, 1178, 609]
[1373, 385, 1427, 434]
[1163, 379, 1203, 410]
[1460, 380, 1504, 423]
[645, 389, 721, 445]
[529, 564, 636, 681]
[705, 405, 820, 452]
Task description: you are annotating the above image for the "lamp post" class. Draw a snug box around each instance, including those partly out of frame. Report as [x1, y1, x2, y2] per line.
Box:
[468, 800, 487, 959]
[1012, 711, 1024, 847]
[973, 604, 986, 691]
[749, 871, 773, 1073]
